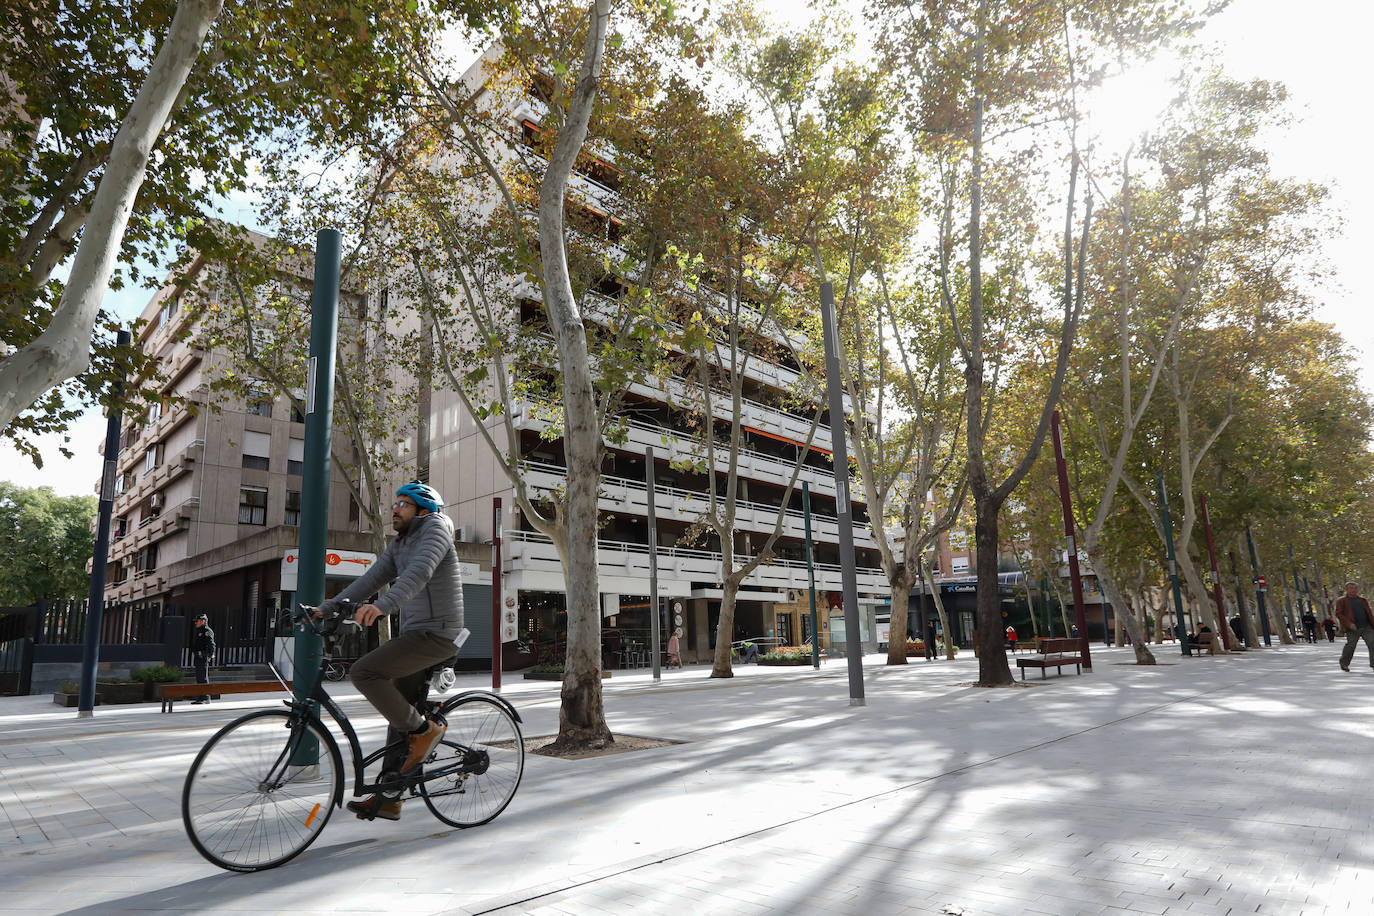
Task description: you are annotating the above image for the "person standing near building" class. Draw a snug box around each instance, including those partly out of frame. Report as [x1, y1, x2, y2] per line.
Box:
[1005, 625, 1018, 653]
[191, 613, 216, 704]
[1334, 582, 1374, 672]
[924, 620, 938, 662]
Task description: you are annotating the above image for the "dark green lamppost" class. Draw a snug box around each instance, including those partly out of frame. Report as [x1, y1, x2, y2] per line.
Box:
[1156, 472, 1190, 657]
[802, 481, 819, 670]
[294, 229, 341, 705]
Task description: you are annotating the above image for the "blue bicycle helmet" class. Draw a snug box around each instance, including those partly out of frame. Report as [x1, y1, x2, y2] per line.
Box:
[396, 481, 442, 513]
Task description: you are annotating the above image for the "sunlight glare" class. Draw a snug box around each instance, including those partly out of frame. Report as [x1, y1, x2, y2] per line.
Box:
[1085, 52, 1183, 158]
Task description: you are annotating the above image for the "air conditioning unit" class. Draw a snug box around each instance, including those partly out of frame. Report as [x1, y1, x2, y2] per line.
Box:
[454, 525, 467, 542]
[150, 493, 164, 510]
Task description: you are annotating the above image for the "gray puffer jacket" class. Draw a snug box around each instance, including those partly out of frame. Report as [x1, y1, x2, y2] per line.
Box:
[323, 511, 464, 639]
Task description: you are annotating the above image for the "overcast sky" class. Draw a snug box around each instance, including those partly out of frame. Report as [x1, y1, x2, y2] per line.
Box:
[6, 0, 1369, 498]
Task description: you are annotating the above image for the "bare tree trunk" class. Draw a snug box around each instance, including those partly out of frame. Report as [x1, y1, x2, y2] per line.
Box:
[0, 0, 223, 430]
[1090, 554, 1155, 664]
[538, 0, 614, 749]
[885, 568, 917, 665]
[711, 575, 745, 677]
[924, 563, 955, 660]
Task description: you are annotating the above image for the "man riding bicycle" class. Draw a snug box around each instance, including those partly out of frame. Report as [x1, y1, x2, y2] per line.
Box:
[315, 481, 464, 821]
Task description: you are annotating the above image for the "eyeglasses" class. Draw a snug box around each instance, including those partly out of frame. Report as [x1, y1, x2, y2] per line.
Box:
[392, 500, 417, 510]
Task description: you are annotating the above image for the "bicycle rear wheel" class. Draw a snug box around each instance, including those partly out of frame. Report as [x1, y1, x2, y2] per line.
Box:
[421, 694, 524, 828]
[183, 709, 342, 872]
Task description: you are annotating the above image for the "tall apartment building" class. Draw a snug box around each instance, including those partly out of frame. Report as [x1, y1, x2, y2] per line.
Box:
[402, 51, 894, 665]
[96, 250, 374, 612]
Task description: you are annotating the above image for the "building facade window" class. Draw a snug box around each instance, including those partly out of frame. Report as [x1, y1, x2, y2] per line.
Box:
[287, 437, 304, 475]
[242, 430, 272, 471]
[135, 543, 158, 574]
[284, 490, 301, 526]
[238, 486, 268, 525]
[144, 442, 164, 474]
[159, 296, 179, 328]
[246, 390, 274, 417]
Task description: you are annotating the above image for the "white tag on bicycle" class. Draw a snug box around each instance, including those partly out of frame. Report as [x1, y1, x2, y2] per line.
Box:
[453, 627, 470, 649]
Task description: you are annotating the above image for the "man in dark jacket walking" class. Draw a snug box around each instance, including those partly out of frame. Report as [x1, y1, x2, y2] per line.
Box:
[191, 613, 215, 704]
[318, 482, 464, 821]
[1334, 582, 1374, 672]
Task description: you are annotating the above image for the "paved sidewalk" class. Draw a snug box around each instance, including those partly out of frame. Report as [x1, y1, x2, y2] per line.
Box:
[1, 641, 1368, 915]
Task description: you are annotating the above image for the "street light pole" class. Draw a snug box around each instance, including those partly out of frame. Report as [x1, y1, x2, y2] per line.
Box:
[818, 281, 864, 705]
[1157, 473, 1190, 657]
[492, 498, 502, 691]
[1051, 411, 1091, 668]
[802, 481, 819, 670]
[646, 447, 661, 682]
[1245, 522, 1272, 646]
[79, 327, 131, 717]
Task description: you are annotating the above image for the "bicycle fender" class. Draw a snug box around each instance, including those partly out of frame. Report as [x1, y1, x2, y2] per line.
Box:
[449, 690, 523, 723]
[317, 726, 347, 809]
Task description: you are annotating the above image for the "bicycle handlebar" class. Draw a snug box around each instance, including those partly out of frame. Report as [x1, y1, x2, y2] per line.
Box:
[291, 599, 362, 638]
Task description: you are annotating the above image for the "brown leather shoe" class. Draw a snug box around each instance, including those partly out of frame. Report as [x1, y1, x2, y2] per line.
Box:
[400, 719, 445, 772]
[1341, 664, 1351, 672]
[347, 795, 402, 821]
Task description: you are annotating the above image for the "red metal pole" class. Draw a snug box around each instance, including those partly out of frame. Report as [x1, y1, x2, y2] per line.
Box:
[1051, 410, 1092, 670]
[1200, 494, 1231, 650]
[492, 498, 502, 691]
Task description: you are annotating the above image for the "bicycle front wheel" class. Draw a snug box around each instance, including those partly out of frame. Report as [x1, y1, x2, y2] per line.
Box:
[421, 694, 524, 828]
[182, 709, 342, 872]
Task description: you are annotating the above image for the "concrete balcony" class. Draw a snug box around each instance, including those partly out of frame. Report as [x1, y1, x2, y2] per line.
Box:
[641, 374, 834, 452]
[519, 460, 876, 549]
[503, 530, 890, 600]
[113, 440, 202, 515]
[579, 293, 859, 414]
[510, 403, 850, 501]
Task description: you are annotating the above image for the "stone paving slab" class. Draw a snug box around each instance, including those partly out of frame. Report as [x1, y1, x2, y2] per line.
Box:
[0, 643, 1369, 914]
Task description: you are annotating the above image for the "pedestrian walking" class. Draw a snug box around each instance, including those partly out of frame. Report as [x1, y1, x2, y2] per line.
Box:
[1334, 582, 1374, 672]
[666, 628, 682, 668]
[924, 620, 938, 662]
[1005, 625, 1018, 653]
[1323, 616, 1337, 642]
[191, 613, 216, 704]
[1302, 609, 1318, 643]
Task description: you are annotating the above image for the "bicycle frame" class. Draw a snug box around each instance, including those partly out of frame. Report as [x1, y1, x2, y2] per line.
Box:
[270, 661, 523, 806]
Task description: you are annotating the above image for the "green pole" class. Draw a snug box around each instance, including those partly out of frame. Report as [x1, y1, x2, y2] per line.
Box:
[1156, 472, 1190, 657]
[1040, 573, 1052, 637]
[802, 481, 819, 670]
[294, 228, 341, 708]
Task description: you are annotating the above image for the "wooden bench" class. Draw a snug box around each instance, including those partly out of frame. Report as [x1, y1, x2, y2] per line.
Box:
[1188, 632, 1218, 656]
[1016, 638, 1084, 680]
[157, 680, 291, 713]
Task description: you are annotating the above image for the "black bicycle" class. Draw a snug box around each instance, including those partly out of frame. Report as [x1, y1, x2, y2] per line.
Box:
[181, 603, 524, 872]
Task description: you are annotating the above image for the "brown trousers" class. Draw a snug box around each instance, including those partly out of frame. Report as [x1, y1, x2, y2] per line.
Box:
[349, 630, 457, 736]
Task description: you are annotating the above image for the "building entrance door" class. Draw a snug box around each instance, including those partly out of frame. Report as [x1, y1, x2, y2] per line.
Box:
[776, 613, 793, 647]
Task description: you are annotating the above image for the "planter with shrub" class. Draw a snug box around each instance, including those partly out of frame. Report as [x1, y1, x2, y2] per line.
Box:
[759, 649, 811, 666]
[95, 679, 146, 704]
[52, 681, 99, 707]
[131, 664, 185, 700]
